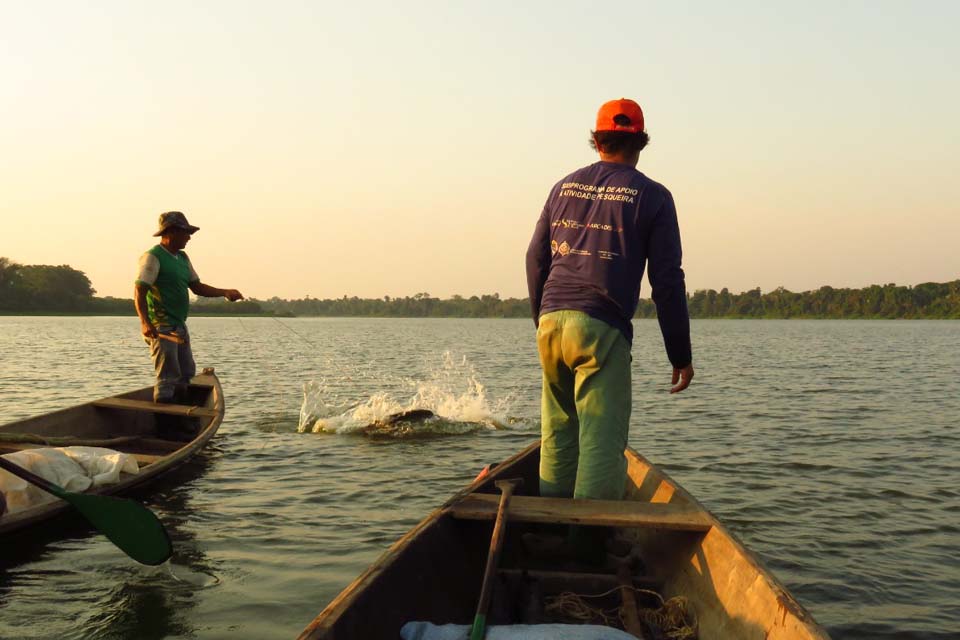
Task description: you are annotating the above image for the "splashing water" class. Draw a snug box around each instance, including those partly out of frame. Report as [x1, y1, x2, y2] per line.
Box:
[297, 351, 514, 435]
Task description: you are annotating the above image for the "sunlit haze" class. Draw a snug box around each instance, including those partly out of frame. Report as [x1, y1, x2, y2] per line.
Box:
[2, 1, 958, 300]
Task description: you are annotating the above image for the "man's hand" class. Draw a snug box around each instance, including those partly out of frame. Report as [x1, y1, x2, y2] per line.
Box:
[224, 289, 244, 302]
[141, 321, 158, 340]
[670, 364, 694, 394]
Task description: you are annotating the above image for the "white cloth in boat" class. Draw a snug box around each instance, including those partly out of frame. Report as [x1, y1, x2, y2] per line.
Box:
[0, 447, 140, 513]
[400, 621, 637, 640]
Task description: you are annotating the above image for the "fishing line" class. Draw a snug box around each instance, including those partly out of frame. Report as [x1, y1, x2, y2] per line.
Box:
[269, 315, 314, 347]
[269, 316, 352, 377]
[236, 317, 286, 427]
[267, 316, 362, 433]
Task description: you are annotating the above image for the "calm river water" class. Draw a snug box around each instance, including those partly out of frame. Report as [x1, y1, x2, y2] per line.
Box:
[0, 317, 957, 639]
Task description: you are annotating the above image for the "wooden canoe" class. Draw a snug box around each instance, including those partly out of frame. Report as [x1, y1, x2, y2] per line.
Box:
[298, 441, 830, 640]
[0, 368, 224, 535]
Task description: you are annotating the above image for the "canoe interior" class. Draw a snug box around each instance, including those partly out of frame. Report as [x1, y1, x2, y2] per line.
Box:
[0, 371, 223, 533]
[0, 383, 214, 444]
[300, 442, 828, 640]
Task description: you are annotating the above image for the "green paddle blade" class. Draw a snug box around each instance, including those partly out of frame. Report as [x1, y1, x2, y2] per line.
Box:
[469, 614, 487, 640]
[0, 457, 172, 565]
[63, 491, 173, 566]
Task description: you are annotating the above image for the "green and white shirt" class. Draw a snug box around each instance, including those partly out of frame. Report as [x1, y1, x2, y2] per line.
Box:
[135, 245, 199, 326]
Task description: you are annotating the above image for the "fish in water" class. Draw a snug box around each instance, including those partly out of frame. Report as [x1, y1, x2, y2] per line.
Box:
[361, 409, 436, 436]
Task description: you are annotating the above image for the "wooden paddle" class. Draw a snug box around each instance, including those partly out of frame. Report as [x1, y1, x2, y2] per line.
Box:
[156, 332, 184, 345]
[0, 456, 172, 565]
[469, 477, 523, 640]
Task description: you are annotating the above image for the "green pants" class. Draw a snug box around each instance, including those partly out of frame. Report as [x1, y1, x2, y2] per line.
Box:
[537, 310, 631, 502]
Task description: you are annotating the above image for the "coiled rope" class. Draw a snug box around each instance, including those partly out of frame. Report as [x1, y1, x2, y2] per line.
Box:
[545, 585, 697, 639]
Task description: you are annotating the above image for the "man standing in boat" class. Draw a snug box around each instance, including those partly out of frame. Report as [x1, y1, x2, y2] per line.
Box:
[135, 211, 244, 404]
[526, 98, 694, 558]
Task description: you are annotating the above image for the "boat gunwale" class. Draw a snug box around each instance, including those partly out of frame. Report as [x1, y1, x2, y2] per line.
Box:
[0, 371, 224, 533]
[296, 440, 540, 639]
[298, 441, 830, 639]
[624, 447, 830, 638]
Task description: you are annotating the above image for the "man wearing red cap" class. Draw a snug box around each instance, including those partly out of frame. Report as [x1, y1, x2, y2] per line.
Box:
[526, 98, 694, 560]
[135, 211, 244, 406]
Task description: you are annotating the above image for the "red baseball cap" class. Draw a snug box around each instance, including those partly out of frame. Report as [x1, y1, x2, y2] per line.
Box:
[595, 98, 644, 133]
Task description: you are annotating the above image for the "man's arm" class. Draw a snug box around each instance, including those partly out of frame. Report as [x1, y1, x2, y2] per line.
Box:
[525, 208, 552, 327]
[134, 252, 160, 339]
[189, 281, 244, 301]
[134, 283, 157, 339]
[646, 190, 694, 392]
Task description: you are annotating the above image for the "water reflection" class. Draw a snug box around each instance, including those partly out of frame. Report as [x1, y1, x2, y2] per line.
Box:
[79, 503, 219, 640]
[0, 450, 222, 640]
[1, 317, 958, 639]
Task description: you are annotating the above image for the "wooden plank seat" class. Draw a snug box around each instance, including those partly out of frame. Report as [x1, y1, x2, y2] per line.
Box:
[92, 397, 219, 418]
[449, 493, 713, 532]
[498, 569, 662, 593]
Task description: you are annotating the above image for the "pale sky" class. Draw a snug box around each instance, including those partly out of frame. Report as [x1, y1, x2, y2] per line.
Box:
[2, 1, 958, 300]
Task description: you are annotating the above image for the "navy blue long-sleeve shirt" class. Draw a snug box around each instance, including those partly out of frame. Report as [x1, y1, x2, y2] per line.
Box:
[526, 161, 692, 368]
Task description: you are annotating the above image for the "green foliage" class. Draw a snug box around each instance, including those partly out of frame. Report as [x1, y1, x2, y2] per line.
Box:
[89, 297, 136, 314]
[0, 259, 100, 312]
[685, 281, 960, 319]
[250, 293, 529, 318]
[2, 257, 958, 318]
[190, 299, 266, 315]
[221, 282, 960, 319]
[0, 257, 19, 306]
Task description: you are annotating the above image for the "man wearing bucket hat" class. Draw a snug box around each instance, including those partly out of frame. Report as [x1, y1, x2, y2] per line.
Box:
[135, 211, 243, 404]
[525, 98, 694, 562]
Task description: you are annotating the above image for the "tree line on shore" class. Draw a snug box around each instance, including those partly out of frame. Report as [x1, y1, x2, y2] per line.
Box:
[1, 257, 958, 319]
